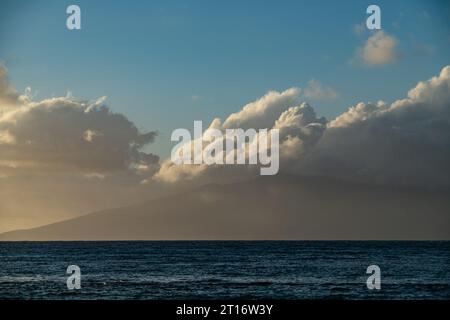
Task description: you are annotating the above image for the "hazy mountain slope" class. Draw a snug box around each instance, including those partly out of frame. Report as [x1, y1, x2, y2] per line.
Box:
[1, 175, 449, 240]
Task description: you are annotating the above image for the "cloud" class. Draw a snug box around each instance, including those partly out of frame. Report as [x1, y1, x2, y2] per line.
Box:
[0, 129, 15, 144]
[155, 66, 450, 188]
[0, 66, 28, 109]
[0, 67, 159, 176]
[155, 87, 305, 184]
[352, 22, 366, 35]
[303, 80, 339, 101]
[222, 88, 300, 130]
[354, 30, 399, 66]
[296, 65, 450, 187]
[307, 66, 450, 187]
[3, 62, 448, 190]
[155, 91, 326, 184]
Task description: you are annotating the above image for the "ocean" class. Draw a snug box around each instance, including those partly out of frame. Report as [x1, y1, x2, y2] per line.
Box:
[0, 241, 449, 299]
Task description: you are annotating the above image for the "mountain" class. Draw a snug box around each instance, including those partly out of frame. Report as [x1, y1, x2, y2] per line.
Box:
[0, 175, 449, 240]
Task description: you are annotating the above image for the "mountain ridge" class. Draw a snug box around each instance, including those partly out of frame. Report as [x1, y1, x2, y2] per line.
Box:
[1, 174, 449, 240]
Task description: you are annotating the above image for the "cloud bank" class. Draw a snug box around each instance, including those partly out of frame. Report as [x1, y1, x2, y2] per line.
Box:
[156, 66, 450, 188]
[1, 64, 449, 190]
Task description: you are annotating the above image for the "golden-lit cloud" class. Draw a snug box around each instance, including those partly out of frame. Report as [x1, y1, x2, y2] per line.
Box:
[354, 30, 399, 66]
[0, 67, 159, 176]
[155, 66, 450, 188]
[0, 66, 29, 109]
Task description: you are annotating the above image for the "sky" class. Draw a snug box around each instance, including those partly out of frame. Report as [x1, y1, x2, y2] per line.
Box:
[0, 0, 449, 237]
[0, 0, 449, 158]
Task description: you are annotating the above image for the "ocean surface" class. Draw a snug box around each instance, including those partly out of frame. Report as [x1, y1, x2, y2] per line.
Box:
[0, 241, 449, 300]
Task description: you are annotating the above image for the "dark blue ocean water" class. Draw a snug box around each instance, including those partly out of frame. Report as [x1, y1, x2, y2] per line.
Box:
[0, 241, 449, 299]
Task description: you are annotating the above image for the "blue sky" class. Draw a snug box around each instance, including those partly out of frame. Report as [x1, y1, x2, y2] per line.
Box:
[0, 0, 449, 157]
